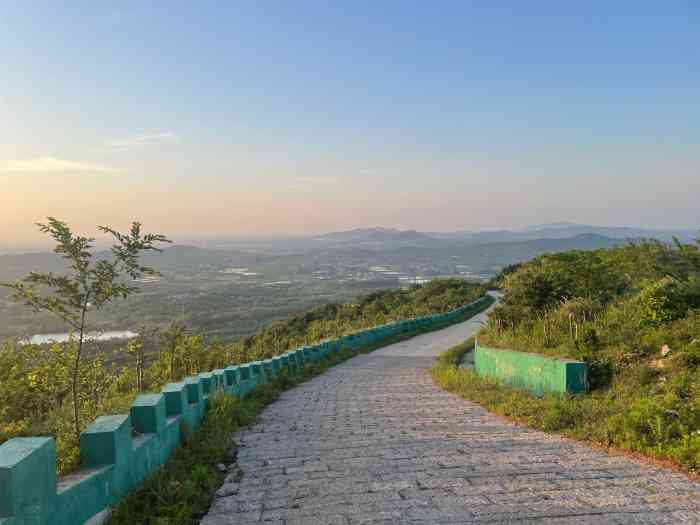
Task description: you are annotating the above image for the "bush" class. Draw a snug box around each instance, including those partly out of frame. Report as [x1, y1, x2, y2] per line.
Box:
[638, 277, 696, 326]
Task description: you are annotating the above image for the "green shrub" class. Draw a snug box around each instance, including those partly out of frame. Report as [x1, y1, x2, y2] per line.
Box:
[637, 277, 696, 326]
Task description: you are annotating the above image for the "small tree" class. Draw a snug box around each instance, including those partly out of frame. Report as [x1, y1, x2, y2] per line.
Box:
[1, 218, 170, 441]
[126, 339, 146, 393]
[126, 324, 160, 393]
[159, 321, 188, 381]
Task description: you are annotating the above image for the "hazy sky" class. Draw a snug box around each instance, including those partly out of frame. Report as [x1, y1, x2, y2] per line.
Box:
[2, 2, 698, 247]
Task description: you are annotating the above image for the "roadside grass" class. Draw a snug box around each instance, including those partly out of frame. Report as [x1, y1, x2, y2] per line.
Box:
[431, 340, 700, 476]
[435, 336, 476, 367]
[108, 296, 495, 524]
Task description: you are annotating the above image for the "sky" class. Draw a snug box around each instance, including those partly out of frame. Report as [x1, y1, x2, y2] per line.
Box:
[1, 2, 699, 248]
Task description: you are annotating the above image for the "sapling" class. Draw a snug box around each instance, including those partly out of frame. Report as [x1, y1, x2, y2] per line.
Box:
[1, 218, 170, 441]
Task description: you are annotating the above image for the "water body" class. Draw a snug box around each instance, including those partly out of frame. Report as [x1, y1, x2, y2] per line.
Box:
[22, 330, 139, 345]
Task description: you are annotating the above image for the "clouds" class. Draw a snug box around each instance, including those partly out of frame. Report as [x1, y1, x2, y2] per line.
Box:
[288, 176, 341, 190]
[0, 157, 122, 174]
[0, 131, 177, 180]
[294, 176, 340, 185]
[105, 132, 177, 152]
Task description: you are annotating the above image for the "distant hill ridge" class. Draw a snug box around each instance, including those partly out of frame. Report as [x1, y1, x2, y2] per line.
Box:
[2, 224, 696, 280]
[315, 227, 433, 243]
[429, 223, 697, 244]
[313, 223, 696, 245]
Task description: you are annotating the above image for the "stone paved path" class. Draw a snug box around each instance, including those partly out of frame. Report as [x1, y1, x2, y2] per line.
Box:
[202, 308, 700, 524]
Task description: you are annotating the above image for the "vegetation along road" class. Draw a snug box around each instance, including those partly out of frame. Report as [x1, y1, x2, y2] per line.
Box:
[202, 301, 700, 524]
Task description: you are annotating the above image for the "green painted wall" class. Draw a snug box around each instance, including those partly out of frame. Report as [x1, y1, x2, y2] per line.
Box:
[474, 343, 587, 396]
[0, 295, 492, 525]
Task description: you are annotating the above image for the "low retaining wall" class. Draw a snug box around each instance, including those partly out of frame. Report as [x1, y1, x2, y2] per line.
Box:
[474, 343, 587, 396]
[0, 295, 493, 525]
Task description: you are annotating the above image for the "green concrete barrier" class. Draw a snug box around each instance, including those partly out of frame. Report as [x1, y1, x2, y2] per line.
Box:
[0, 295, 493, 525]
[474, 343, 587, 396]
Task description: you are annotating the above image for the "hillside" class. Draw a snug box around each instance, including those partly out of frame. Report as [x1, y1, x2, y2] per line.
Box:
[467, 237, 700, 471]
[434, 223, 697, 244]
[314, 227, 434, 243]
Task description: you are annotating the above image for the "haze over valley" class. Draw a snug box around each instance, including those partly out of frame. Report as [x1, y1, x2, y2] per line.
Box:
[2, 221, 694, 341]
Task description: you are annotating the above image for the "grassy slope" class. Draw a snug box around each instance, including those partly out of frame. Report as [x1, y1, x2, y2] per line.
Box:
[433, 242, 700, 475]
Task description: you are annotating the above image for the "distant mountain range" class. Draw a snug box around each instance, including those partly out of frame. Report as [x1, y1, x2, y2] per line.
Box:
[1, 223, 696, 278]
[314, 228, 434, 243]
[313, 223, 698, 245]
[514, 222, 697, 242]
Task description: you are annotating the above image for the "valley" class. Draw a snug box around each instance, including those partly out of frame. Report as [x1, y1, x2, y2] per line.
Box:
[0, 224, 661, 341]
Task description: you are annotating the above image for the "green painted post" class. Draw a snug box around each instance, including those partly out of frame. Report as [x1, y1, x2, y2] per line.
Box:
[565, 361, 587, 393]
[290, 350, 299, 368]
[199, 372, 213, 395]
[224, 366, 239, 387]
[0, 437, 56, 524]
[161, 382, 187, 417]
[80, 415, 131, 467]
[184, 376, 206, 424]
[212, 369, 225, 391]
[237, 365, 254, 395]
[80, 415, 132, 500]
[238, 364, 251, 381]
[262, 359, 274, 380]
[271, 356, 282, 374]
[184, 376, 204, 404]
[130, 394, 167, 434]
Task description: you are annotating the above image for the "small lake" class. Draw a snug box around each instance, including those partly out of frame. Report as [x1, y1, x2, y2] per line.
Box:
[22, 330, 139, 345]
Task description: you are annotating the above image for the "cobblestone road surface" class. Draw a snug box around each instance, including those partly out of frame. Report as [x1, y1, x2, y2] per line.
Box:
[202, 308, 700, 524]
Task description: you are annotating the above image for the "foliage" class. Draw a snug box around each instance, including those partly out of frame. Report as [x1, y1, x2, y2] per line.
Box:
[486, 263, 521, 290]
[1, 218, 169, 443]
[0, 338, 137, 472]
[443, 235, 700, 473]
[637, 276, 700, 327]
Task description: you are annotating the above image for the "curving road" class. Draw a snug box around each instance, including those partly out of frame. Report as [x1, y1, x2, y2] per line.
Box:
[202, 306, 700, 524]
